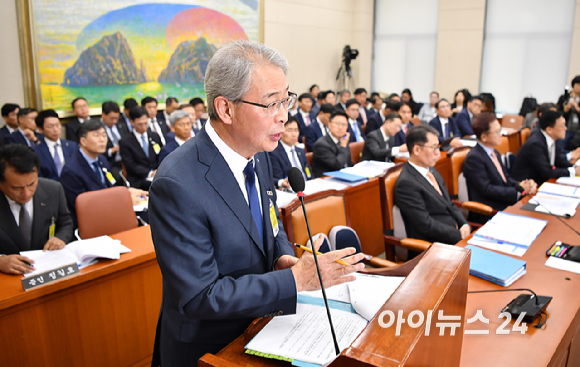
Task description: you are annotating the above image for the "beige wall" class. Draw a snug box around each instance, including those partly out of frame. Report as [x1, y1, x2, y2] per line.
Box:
[264, 0, 374, 95]
[569, 0, 580, 83]
[434, 0, 486, 101]
[0, 0, 26, 113]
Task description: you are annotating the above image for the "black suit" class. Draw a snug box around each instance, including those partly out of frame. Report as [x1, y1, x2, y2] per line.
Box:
[365, 112, 384, 135]
[116, 114, 133, 137]
[360, 128, 398, 162]
[104, 124, 126, 184]
[394, 163, 467, 245]
[0, 178, 73, 255]
[119, 131, 162, 190]
[65, 117, 89, 142]
[463, 144, 520, 223]
[0, 125, 15, 143]
[511, 130, 572, 186]
[268, 143, 313, 186]
[311, 134, 353, 178]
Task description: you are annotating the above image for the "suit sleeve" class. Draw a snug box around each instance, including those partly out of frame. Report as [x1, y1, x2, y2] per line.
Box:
[54, 182, 74, 243]
[436, 175, 468, 229]
[455, 114, 473, 136]
[463, 153, 519, 203]
[528, 141, 571, 180]
[314, 142, 351, 171]
[150, 176, 297, 320]
[59, 170, 86, 227]
[395, 177, 463, 244]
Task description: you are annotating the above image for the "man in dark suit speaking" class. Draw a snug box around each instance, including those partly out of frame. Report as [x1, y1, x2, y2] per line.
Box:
[0, 144, 73, 274]
[149, 40, 364, 366]
[394, 125, 470, 245]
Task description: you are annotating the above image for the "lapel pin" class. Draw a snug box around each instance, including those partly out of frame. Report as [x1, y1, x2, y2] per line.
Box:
[267, 190, 273, 196]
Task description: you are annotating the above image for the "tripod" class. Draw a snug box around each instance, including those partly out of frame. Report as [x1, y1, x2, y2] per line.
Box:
[336, 60, 356, 92]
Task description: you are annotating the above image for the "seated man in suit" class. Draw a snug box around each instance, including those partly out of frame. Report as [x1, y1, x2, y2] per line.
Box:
[312, 110, 353, 177]
[269, 117, 313, 188]
[335, 90, 350, 111]
[189, 97, 207, 133]
[417, 91, 439, 125]
[119, 106, 163, 190]
[34, 109, 77, 181]
[142, 96, 167, 146]
[354, 88, 373, 127]
[361, 113, 408, 162]
[322, 90, 336, 106]
[0, 144, 73, 274]
[512, 110, 580, 185]
[345, 99, 365, 142]
[394, 125, 470, 245]
[454, 95, 482, 137]
[1, 103, 19, 142]
[370, 95, 383, 115]
[366, 100, 402, 135]
[463, 113, 537, 223]
[295, 93, 315, 141]
[396, 102, 415, 143]
[429, 99, 463, 148]
[157, 97, 179, 132]
[158, 110, 192, 164]
[304, 103, 334, 152]
[118, 98, 137, 136]
[65, 97, 91, 142]
[6, 108, 41, 147]
[100, 101, 125, 184]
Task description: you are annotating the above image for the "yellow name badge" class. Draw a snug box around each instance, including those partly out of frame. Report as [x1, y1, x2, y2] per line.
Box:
[106, 171, 116, 185]
[269, 199, 279, 237]
[49, 217, 55, 238]
[305, 167, 311, 178]
[153, 144, 161, 154]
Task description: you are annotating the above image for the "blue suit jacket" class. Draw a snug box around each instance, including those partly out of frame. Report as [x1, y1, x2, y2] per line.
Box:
[429, 116, 461, 143]
[295, 111, 316, 141]
[6, 130, 43, 147]
[268, 143, 313, 186]
[59, 149, 112, 228]
[34, 139, 78, 181]
[455, 108, 474, 136]
[347, 119, 366, 143]
[158, 138, 180, 164]
[149, 127, 297, 366]
[303, 120, 326, 152]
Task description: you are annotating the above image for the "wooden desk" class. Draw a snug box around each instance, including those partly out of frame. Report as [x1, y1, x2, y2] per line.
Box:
[457, 199, 580, 367]
[396, 152, 453, 196]
[0, 226, 162, 367]
[279, 178, 385, 256]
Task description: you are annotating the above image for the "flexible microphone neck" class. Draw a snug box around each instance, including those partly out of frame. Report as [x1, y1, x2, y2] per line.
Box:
[288, 167, 341, 356]
[527, 195, 580, 236]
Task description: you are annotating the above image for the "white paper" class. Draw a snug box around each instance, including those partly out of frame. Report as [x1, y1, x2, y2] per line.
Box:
[20, 249, 79, 278]
[303, 178, 347, 195]
[275, 189, 297, 208]
[545, 256, 580, 274]
[395, 151, 410, 159]
[246, 303, 367, 365]
[299, 282, 352, 304]
[538, 182, 580, 199]
[347, 273, 405, 321]
[556, 177, 580, 187]
[64, 236, 130, 267]
[528, 193, 580, 217]
[355, 160, 395, 171]
[459, 139, 477, 147]
[472, 212, 547, 248]
[467, 237, 527, 257]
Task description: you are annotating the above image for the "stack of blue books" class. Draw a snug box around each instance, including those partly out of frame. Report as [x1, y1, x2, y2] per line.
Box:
[466, 245, 527, 287]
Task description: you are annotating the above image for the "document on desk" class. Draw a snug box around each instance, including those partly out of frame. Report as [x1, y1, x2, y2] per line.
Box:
[525, 193, 580, 217]
[459, 139, 477, 147]
[245, 303, 367, 365]
[538, 182, 580, 198]
[556, 177, 580, 187]
[20, 249, 79, 278]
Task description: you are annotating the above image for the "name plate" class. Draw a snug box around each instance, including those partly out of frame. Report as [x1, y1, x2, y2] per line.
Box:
[21, 263, 80, 291]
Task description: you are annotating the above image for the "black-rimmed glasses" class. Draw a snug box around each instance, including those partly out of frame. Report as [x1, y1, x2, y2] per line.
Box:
[240, 93, 297, 117]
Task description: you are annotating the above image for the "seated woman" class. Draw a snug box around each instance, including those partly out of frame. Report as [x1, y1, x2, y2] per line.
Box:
[463, 113, 537, 223]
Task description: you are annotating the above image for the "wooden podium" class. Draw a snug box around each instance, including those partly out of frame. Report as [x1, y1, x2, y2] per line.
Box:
[199, 244, 471, 367]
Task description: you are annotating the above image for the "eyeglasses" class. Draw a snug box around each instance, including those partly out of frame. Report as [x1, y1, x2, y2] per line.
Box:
[417, 144, 440, 153]
[484, 129, 502, 136]
[331, 121, 349, 128]
[240, 93, 297, 117]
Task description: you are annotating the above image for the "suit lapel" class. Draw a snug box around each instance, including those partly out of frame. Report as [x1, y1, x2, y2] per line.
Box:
[0, 194, 25, 253]
[200, 131, 266, 257]
[31, 182, 50, 249]
[39, 141, 58, 174]
[407, 164, 450, 206]
[80, 153, 106, 188]
[255, 154, 274, 265]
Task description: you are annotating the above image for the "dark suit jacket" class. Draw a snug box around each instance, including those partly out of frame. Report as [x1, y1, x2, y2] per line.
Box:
[34, 139, 78, 181]
[268, 143, 313, 186]
[335, 102, 346, 112]
[360, 128, 400, 162]
[116, 115, 133, 137]
[356, 106, 373, 127]
[65, 117, 86, 142]
[119, 131, 162, 189]
[156, 111, 170, 131]
[455, 108, 474, 136]
[6, 130, 43, 147]
[0, 178, 73, 255]
[158, 139, 180, 165]
[312, 134, 353, 177]
[150, 118, 171, 140]
[429, 116, 461, 143]
[60, 149, 113, 228]
[0, 125, 14, 143]
[303, 120, 326, 152]
[511, 130, 572, 185]
[149, 128, 296, 366]
[394, 163, 467, 244]
[104, 124, 126, 168]
[295, 111, 315, 141]
[463, 144, 520, 223]
[365, 111, 384, 135]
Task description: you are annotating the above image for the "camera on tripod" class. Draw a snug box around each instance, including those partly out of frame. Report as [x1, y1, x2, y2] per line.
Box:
[342, 45, 359, 72]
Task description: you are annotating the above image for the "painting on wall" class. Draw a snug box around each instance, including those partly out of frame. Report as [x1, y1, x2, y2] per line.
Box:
[23, 0, 261, 111]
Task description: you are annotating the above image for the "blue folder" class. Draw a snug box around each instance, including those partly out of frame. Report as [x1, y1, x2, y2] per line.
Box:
[323, 170, 367, 183]
[466, 245, 527, 287]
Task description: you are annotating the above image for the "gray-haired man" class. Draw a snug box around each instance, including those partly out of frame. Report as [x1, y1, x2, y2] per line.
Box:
[158, 110, 192, 164]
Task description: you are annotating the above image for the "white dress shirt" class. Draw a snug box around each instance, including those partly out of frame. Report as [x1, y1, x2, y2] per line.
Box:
[175, 137, 187, 147]
[44, 137, 65, 165]
[439, 117, 449, 138]
[408, 161, 435, 188]
[148, 117, 166, 145]
[316, 118, 327, 137]
[5, 195, 33, 226]
[379, 127, 400, 157]
[541, 129, 576, 177]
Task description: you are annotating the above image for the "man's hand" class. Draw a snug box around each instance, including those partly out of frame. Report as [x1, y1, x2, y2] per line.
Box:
[570, 148, 580, 164]
[22, 129, 38, 143]
[128, 188, 148, 205]
[291, 236, 365, 292]
[340, 133, 350, 148]
[111, 145, 120, 154]
[275, 255, 298, 271]
[519, 179, 537, 195]
[450, 137, 463, 148]
[0, 255, 35, 275]
[398, 144, 408, 153]
[575, 166, 580, 176]
[281, 178, 290, 189]
[459, 224, 471, 240]
[43, 237, 66, 251]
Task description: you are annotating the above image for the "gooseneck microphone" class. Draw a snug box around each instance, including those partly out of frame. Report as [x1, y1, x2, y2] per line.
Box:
[287, 167, 341, 356]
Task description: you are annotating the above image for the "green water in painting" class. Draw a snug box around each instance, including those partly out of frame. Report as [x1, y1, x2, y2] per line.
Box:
[41, 82, 206, 111]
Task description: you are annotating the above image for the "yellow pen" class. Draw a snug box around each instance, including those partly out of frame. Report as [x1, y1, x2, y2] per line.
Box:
[293, 243, 351, 266]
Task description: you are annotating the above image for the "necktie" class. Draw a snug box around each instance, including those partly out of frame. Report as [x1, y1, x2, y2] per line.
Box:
[445, 123, 450, 139]
[19, 203, 32, 250]
[109, 127, 119, 146]
[426, 170, 443, 196]
[53, 144, 63, 177]
[549, 142, 555, 166]
[141, 135, 149, 158]
[305, 114, 311, 127]
[92, 162, 105, 186]
[291, 148, 307, 181]
[244, 161, 263, 245]
[352, 122, 362, 142]
[490, 152, 506, 182]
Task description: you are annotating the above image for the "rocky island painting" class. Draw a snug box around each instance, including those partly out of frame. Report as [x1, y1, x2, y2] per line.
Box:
[31, 0, 259, 111]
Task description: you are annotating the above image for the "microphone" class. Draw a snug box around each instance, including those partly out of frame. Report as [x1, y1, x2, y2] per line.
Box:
[287, 167, 341, 356]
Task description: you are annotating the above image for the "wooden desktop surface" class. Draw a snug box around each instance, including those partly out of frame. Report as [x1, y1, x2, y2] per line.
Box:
[0, 225, 161, 367]
[457, 198, 580, 367]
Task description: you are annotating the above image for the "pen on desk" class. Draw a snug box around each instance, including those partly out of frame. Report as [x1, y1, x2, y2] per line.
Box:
[551, 246, 561, 256]
[22, 260, 34, 268]
[557, 246, 568, 257]
[293, 243, 351, 266]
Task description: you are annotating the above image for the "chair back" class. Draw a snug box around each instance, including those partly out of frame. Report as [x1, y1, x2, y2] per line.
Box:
[495, 136, 510, 155]
[306, 152, 313, 167]
[76, 186, 137, 239]
[301, 136, 308, 152]
[501, 114, 524, 130]
[410, 117, 421, 126]
[448, 147, 471, 197]
[350, 141, 365, 165]
[379, 163, 405, 231]
[520, 127, 531, 144]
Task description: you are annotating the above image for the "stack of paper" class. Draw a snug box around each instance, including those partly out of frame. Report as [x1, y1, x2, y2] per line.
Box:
[556, 177, 580, 187]
[459, 139, 477, 147]
[524, 192, 580, 217]
[538, 182, 580, 199]
[466, 245, 526, 286]
[467, 212, 547, 256]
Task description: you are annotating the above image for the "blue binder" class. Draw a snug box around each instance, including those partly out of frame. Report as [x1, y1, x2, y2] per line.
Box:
[466, 245, 527, 287]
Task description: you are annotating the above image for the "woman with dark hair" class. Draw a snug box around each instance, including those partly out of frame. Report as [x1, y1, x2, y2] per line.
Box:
[401, 88, 422, 116]
[451, 89, 471, 116]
